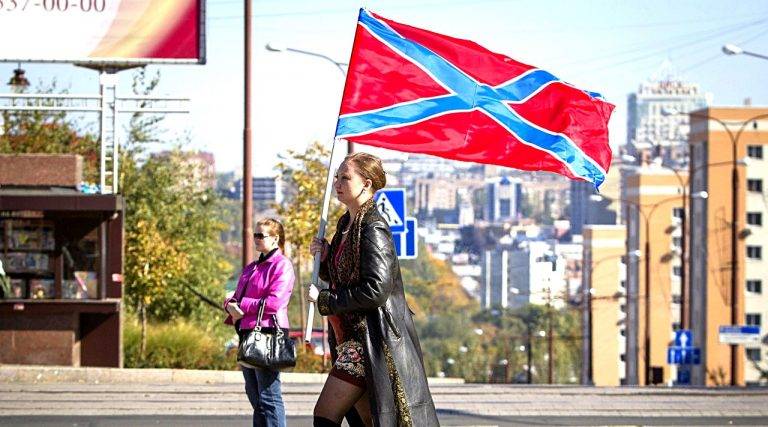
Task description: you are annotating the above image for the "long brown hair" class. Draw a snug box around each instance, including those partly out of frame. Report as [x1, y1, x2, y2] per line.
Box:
[256, 218, 286, 252]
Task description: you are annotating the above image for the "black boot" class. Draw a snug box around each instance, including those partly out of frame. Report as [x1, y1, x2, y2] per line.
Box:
[313, 416, 341, 427]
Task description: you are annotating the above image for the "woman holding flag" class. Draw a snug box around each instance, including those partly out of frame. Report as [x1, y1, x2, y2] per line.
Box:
[308, 152, 438, 427]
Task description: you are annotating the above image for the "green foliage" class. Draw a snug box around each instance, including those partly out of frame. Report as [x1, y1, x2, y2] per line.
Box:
[120, 70, 232, 328]
[400, 241, 477, 318]
[123, 313, 235, 370]
[122, 149, 232, 323]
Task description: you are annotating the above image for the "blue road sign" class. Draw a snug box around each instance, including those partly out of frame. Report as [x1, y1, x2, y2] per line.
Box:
[374, 188, 406, 233]
[719, 325, 761, 344]
[676, 366, 691, 385]
[667, 346, 701, 365]
[392, 217, 418, 259]
[674, 330, 693, 348]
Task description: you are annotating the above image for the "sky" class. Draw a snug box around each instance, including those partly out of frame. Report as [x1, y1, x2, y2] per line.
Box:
[1, 0, 768, 175]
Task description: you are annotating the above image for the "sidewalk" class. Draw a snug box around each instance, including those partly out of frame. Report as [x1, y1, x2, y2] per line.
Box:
[1, 366, 768, 420]
[0, 364, 465, 385]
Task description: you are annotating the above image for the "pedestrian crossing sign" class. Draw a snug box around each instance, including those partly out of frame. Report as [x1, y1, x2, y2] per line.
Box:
[374, 188, 406, 233]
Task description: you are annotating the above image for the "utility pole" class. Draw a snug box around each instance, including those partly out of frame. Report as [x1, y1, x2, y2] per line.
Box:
[526, 322, 533, 384]
[547, 285, 554, 384]
[242, 0, 254, 267]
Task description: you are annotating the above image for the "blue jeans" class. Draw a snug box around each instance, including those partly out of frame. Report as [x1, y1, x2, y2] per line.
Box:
[241, 366, 286, 427]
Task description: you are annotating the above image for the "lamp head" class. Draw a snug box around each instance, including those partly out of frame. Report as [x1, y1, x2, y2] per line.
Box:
[265, 42, 286, 52]
[722, 44, 743, 55]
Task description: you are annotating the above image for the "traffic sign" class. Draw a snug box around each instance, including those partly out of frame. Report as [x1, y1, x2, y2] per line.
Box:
[392, 217, 418, 259]
[719, 325, 761, 345]
[676, 365, 691, 385]
[674, 329, 693, 348]
[667, 346, 701, 365]
[374, 188, 406, 233]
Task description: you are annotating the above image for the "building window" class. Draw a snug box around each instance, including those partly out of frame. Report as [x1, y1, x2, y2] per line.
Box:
[747, 145, 763, 160]
[620, 354, 626, 362]
[620, 280, 626, 289]
[747, 179, 763, 192]
[747, 212, 763, 226]
[747, 279, 762, 294]
[746, 348, 761, 362]
[672, 294, 682, 304]
[747, 246, 763, 260]
[746, 313, 762, 327]
[673, 266, 682, 277]
[620, 329, 626, 337]
[672, 322, 681, 331]
[672, 207, 684, 220]
[620, 304, 626, 313]
[672, 236, 682, 248]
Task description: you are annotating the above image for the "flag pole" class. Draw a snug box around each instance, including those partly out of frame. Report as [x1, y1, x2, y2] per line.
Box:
[305, 138, 342, 343]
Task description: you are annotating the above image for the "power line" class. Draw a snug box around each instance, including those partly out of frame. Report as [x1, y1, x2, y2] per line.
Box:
[564, 16, 768, 74]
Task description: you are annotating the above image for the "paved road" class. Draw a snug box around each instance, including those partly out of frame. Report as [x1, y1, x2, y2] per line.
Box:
[2, 414, 768, 426]
[1, 382, 767, 425]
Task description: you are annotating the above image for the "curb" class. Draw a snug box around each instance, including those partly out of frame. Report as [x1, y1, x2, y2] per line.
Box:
[0, 365, 464, 385]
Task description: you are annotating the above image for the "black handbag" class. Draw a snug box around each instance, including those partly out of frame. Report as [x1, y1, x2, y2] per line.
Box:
[237, 299, 296, 370]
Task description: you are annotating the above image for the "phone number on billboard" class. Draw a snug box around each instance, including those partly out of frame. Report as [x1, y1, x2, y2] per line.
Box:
[0, 0, 107, 12]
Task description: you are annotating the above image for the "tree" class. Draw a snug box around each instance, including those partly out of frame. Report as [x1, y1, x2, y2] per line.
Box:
[119, 70, 232, 357]
[399, 241, 477, 318]
[274, 141, 344, 330]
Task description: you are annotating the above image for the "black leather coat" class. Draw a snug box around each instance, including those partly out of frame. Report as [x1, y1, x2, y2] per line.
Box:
[318, 208, 439, 427]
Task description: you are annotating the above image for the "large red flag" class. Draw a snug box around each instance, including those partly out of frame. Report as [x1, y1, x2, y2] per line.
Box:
[335, 9, 614, 188]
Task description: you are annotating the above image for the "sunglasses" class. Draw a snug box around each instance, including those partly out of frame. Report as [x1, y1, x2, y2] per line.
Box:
[253, 233, 272, 240]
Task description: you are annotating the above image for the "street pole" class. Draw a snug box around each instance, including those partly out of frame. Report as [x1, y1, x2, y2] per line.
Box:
[587, 282, 594, 384]
[526, 323, 533, 384]
[730, 144, 738, 386]
[644, 233, 651, 385]
[242, 0, 253, 267]
[547, 286, 554, 384]
[680, 184, 688, 330]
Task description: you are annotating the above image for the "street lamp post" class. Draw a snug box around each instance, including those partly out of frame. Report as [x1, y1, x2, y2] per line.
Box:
[265, 43, 354, 154]
[243, 0, 253, 267]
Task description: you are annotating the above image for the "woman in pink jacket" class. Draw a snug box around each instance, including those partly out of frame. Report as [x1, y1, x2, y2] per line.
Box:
[224, 218, 295, 427]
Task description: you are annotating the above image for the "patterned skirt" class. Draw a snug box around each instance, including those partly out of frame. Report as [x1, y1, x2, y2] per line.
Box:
[328, 315, 367, 389]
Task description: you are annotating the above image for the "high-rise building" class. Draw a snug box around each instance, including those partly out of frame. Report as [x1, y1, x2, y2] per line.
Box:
[152, 150, 216, 191]
[626, 76, 711, 167]
[624, 167, 686, 386]
[570, 155, 624, 235]
[481, 240, 568, 310]
[484, 176, 523, 223]
[413, 178, 482, 224]
[582, 225, 627, 386]
[688, 106, 768, 386]
[232, 176, 282, 207]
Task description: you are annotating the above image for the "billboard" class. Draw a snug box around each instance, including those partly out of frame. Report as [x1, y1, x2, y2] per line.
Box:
[0, 0, 205, 64]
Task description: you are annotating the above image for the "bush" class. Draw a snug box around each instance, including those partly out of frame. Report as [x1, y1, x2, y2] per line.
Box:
[124, 315, 236, 370]
[123, 314, 326, 372]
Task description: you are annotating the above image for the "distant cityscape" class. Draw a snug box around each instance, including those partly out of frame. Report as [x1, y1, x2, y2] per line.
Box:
[174, 70, 766, 388]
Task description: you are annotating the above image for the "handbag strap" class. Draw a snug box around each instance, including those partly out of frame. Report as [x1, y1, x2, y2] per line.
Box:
[272, 314, 283, 338]
[254, 299, 266, 332]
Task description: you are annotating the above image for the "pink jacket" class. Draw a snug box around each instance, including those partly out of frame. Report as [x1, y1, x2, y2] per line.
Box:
[224, 249, 295, 330]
